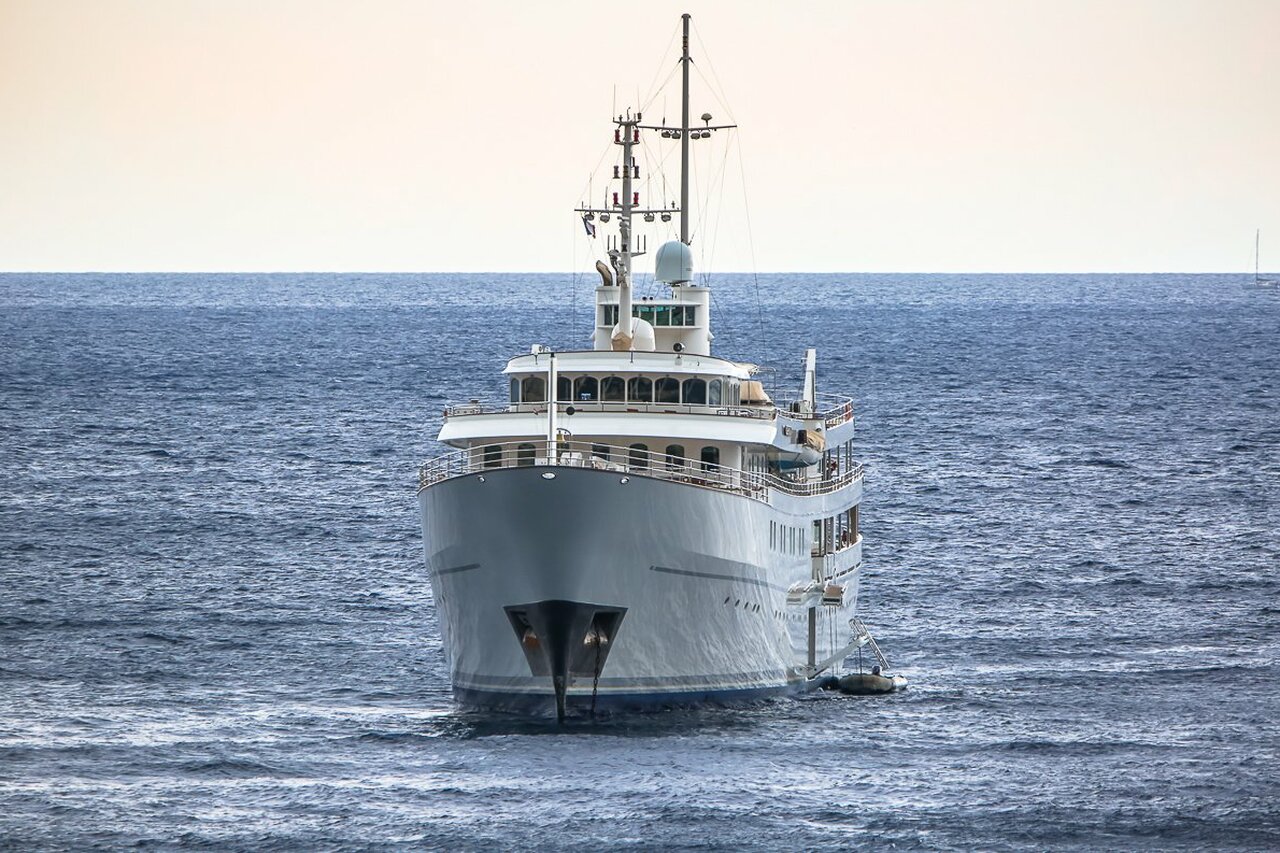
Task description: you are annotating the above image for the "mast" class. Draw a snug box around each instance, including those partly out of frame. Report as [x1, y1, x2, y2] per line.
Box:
[680, 13, 691, 245]
[613, 114, 637, 350]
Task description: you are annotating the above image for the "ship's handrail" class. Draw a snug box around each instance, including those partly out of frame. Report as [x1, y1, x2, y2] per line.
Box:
[817, 393, 855, 427]
[773, 392, 855, 428]
[416, 439, 863, 503]
[443, 399, 777, 420]
[443, 392, 853, 425]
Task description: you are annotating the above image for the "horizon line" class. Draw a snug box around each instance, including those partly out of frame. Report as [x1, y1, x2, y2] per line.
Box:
[0, 269, 1265, 276]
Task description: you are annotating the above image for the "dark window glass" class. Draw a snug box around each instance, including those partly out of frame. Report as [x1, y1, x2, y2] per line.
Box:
[708, 379, 722, 406]
[682, 377, 707, 405]
[684, 306, 697, 326]
[521, 377, 545, 403]
[484, 445, 502, 468]
[628, 443, 649, 469]
[627, 377, 653, 403]
[655, 377, 680, 404]
[592, 444, 610, 461]
[556, 376, 571, 402]
[516, 443, 536, 467]
[671, 306, 685, 326]
[510, 378, 520, 403]
[602, 376, 625, 401]
[574, 376, 598, 401]
[654, 305, 671, 327]
[700, 446, 720, 470]
[665, 444, 686, 470]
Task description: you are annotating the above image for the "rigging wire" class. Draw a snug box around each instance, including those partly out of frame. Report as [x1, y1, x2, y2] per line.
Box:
[570, 215, 581, 347]
[640, 19, 683, 110]
[698, 130, 737, 342]
[691, 25, 737, 123]
[697, 129, 735, 287]
[732, 131, 768, 354]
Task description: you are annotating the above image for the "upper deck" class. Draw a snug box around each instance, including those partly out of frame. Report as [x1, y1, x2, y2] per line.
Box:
[439, 348, 855, 455]
[504, 349, 755, 380]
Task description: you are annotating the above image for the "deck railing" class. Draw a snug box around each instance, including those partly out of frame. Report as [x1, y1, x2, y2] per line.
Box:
[443, 392, 855, 427]
[443, 399, 778, 420]
[416, 439, 863, 504]
[773, 392, 856, 428]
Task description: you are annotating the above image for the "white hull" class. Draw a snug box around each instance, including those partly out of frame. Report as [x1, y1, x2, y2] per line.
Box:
[419, 466, 862, 714]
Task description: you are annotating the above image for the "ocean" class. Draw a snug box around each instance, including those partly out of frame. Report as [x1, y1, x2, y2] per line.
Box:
[1, 272, 1277, 850]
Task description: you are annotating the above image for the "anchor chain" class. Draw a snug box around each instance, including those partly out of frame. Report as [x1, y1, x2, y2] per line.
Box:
[590, 632, 603, 718]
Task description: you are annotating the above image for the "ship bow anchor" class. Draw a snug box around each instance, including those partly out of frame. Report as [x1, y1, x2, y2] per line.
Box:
[505, 600, 627, 722]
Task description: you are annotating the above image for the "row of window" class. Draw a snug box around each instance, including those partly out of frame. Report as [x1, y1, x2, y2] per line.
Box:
[769, 520, 808, 557]
[513, 375, 739, 406]
[484, 443, 721, 471]
[601, 304, 698, 327]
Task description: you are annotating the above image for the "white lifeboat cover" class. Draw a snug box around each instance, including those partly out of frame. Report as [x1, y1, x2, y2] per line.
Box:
[612, 317, 656, 352]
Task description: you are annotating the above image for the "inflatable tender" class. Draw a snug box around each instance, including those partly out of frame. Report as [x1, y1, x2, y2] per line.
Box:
[836, 671, 907, 695]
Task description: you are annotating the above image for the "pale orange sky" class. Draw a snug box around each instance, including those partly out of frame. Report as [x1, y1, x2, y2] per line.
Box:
[1, 0, 1277, 272]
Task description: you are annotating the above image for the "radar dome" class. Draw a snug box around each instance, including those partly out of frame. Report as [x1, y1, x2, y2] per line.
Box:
[655, 240, 693, 284]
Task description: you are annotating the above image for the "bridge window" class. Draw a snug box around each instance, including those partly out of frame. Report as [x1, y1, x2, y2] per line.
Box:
[700, 446, 720, 470]
[628, 443, 649, 470]
[708, 379, 722, 406]
[655, 377, 680, 404]
[516, 443, 536, 467]
[520, 377, 545, 403]
[602, 376, 625, 402]
[727, 381, 740, 405]
[510, 378, 520, 403]
[665, 444, 686, 471]
[591, 444, 610, 462]
[556, 376, 571, 402]
[682, 377, 707, 405]
[574, 376, 598, 401]
[628, 376, 653, 403]
[483, 445, 502, 468]
[604, 304, 695, 327]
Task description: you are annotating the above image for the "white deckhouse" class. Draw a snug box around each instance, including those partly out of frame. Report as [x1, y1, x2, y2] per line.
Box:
[417, 15, 885, 719]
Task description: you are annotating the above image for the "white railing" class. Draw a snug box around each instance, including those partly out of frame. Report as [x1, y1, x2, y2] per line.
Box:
[774, 392, 855, 428]
[416, 439, 864, 504]
[818, 393, 855, 427]
[443, 399, 777, 421]
[821, 536, 863, 579]
[442, 393, 853, 425]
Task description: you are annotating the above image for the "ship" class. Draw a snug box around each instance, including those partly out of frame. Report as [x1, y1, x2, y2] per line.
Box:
[417, 14, 891, 719]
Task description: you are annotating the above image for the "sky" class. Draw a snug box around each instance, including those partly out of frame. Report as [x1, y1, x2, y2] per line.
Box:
[1, 0, 1277, 273]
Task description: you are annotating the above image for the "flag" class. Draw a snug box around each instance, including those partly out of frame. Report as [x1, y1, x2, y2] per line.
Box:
[582, 216, 596, 238]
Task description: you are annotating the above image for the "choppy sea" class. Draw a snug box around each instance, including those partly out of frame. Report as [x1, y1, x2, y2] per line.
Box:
[1, 272, 1277, 850]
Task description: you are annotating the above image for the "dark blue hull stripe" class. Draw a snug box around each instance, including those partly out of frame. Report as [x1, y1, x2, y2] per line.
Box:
[454, 682, 800, 713]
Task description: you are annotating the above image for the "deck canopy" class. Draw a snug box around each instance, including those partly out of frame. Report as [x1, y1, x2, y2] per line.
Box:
[505, 350, 755, 380]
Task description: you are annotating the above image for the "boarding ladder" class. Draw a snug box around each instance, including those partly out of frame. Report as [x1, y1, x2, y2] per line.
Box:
[848, 617, 891, 672]
[801, 617, 893, 679]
